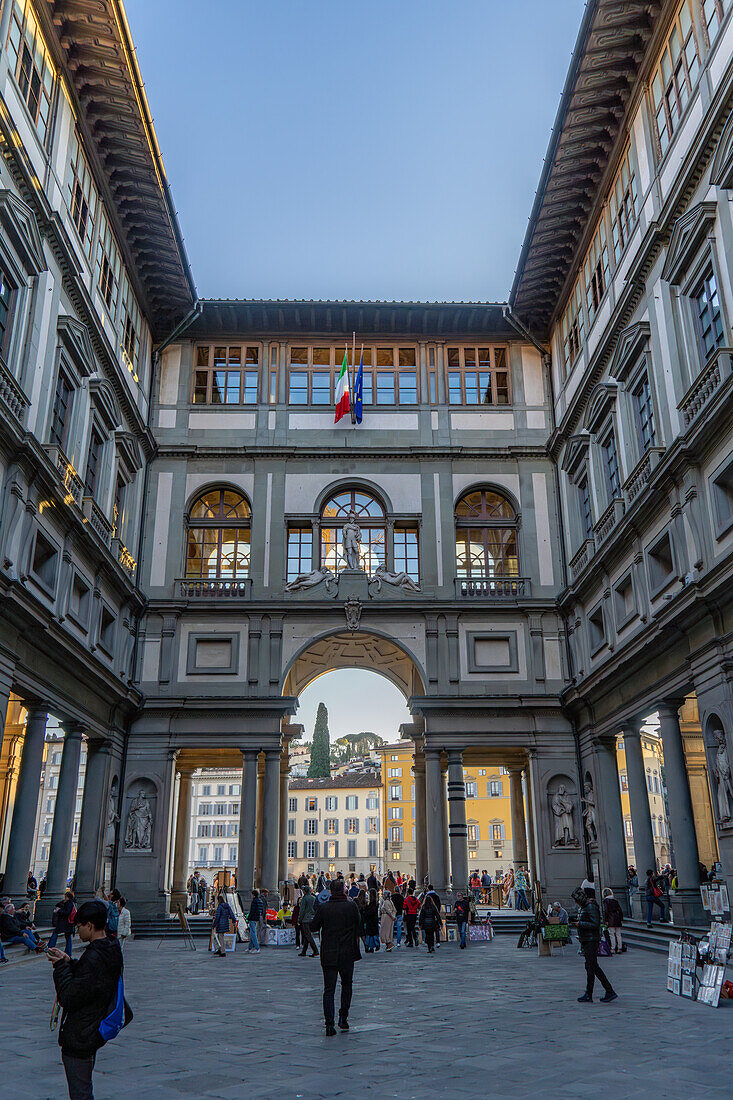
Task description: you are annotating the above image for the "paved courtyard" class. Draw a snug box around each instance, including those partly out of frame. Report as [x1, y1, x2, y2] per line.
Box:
[1, 936, 730, 1098]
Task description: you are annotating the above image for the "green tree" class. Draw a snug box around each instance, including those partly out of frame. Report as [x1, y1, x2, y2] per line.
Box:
[307, 702, 331, 777]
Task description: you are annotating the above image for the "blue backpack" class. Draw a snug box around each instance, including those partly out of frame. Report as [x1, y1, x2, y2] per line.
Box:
[99, 974, 133, 1042]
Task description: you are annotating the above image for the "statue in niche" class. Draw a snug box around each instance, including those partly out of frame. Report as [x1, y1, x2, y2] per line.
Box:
[370, 564, 421, 593]
[104, 778, 120, 854]
[713, 728, 733, 822]
[551, 785, 577, 847]
[285, 566, 335, 593]
[124, 788, 153, 850]
[341, 509, 363, 570]
[581, 780, 598, 844]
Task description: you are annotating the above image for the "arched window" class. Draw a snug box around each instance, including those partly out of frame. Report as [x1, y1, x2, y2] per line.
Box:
[455, 489, 518, 579]
[320, 488, 385, 574]
[185, 488, 251, 580]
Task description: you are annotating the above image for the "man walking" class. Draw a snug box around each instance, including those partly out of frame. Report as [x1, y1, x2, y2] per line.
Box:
[298, 884, 319, 957]
[454, 890, 470, 949]
[573, 886, 617, 1003]
[48, 898, 124, 1100]
[311, 878, 361, 1036]
[392, 888, 404, 946]
[246, 889, 265, 952]
[212, 893, 236, 957]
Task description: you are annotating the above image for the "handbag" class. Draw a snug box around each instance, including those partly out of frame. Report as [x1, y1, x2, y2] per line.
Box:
[99, 974, 133, 1042]
[652, 884, 662, 898]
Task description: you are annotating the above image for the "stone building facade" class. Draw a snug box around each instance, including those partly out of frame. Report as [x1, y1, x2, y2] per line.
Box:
[287, 774, 383, 879]
[1, 0, 732, 922]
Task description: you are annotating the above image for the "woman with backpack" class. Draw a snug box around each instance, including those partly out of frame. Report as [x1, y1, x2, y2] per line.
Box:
[645, 869, 667, 927]
[48, 890, 76, 956]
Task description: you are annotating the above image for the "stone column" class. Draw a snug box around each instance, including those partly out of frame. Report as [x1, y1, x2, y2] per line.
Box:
[170, 769, 193, 911]
[446, 750, 469, 891]
[622, 722, 656, 881]
[657, 700, 706, 925]
[593, 736, 630, 911]
[3, 706, 47, 897]
[254, 754, 264, 888]
[441, 768, 450, 886]
[413, 753, 427, 884]
[260, 749, 281, 901]
[237, 750, 258, 901]
[74, 739, 112, 898]
[508, 767, 528, 869]
[278, 750, 290, 886]
[0, 650, 14, 763]
[424, 749, 448, 891]
[40, 722, 84, 914]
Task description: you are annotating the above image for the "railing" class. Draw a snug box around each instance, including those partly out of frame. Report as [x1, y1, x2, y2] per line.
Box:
[82, 496, 113, 547]
[594, 497, 625, 546]
[178, 577, 252, 598]
[569, 537, 594, 581]
[623, 446, 665, 504]
[111, 537, 136, 579]
[456, 576, 527, 598]
[43, 444, 84, 506]
[678, 348, 732, 427]
[0, 354, 29, 423]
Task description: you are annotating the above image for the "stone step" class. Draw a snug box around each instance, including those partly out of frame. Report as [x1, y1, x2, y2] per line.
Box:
[621, 917, 708, 955]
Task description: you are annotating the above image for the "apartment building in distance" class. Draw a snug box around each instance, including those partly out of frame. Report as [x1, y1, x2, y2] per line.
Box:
[287, 774, 382, 878]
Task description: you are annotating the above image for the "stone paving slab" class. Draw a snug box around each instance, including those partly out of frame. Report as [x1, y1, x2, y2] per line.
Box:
[0, 937, 730, 1098]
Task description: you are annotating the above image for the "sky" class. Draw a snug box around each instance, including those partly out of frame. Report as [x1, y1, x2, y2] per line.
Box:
[296, 670, 411, 745]
[125, 0, 586, 302]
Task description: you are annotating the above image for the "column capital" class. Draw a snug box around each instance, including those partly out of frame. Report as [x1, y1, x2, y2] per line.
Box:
[619, 718, 644, 738]
[24, 702, 48, 721]
[240, 747, 260, 761]
[60, 720, 86, 741]
[657, 697, 686, 718]
[176, 765, 195, 779]
[264, 747, 281, 762]
[446, 749, 464, 767]
[424, 747, 441, 761]
[88, 736, 113, 755]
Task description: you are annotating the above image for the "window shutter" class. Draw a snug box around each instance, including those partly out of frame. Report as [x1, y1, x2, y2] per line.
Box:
[334, 819, 339, 834]
[355, 818, 359, 834]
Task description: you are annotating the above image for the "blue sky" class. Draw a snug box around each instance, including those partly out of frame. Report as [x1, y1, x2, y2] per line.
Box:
[126, 0, 585, 302]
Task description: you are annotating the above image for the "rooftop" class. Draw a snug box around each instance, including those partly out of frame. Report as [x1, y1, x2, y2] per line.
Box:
[289, 773, 381, 790]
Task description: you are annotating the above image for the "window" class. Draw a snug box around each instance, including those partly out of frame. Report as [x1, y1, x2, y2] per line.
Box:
[393, 527, 419, 581]
[306, 819, 318, 835]
[388, 768, 401, 778]
[213, 823, 225, 837]
[287, 527, 313, 581]
[198, 846, 208, 862]
[325, 796, 338, 811]
[83, 429, 103, 499]
[388, 807, 402, 820]
[467, 824, 479, 842]
[227, 823, 238, 836]
[0, 265, 16, 355]
[445, 345, 510, 405]
[120, 279, 141, 378]
[489, 781, 503, 797]
[651, 1, 700, 155]
[703, 0, 732, 39]
[366, 796, 378, 809]
[325, 819, 338, 834]
[578, 475, 593, 539]
[624, 819, 633, 838]
[49, 370, 73, 452]
[228, 845, 237, 862]
[561, 279, 585, 372]
[96, 210, 120, 315]
[229, 784, 240, 796]
[492, 823, 503, 841]
[326, 841, 338, 859]
[305, 840, 318, 858]
[7, 0, 55, 142]
[288, 797, 297, 812]
[217, 785, 226, 795]
[347, 840, 357, 858]
[389, 826, 402, 843]
[366, 817, 378, 833]
[368, 839, 378, 857]
[465, 781, 478, 798]
[288, 840, 297, 858]
[67, 131, 98, 256]
[583, 219, 610, 323]
[345, 796, 358, 810]
[336, 345, 419, 407]
[320, 489, 386, 575]
[633, 374, 656, 451]
[202, 785, 211, 796]
[588, 603, 606, 653]
[609, 147, 638, 262]
[345, 818, 358, 834]
[620, 773, 629, 791]
[388, 785, 402, 801]
[199, 803, 212, 815]
[213, 846, 223, 862]
[693, 268, 724, 359]
[455, 489, 518, 579]
[390, 753, 398, 761]
[601, 429, 620, 500]
[306, 797, 317, 811]
[46, 797, 55, 813]
[193, 345, 260, 404]
[185, 488, 251, 580]
[214, 802, 226, 815]
[647, 531, 675, 594]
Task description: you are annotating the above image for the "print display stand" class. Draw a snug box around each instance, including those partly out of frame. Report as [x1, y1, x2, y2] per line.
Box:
[667, 924, 731, 1007]
[176, 903, 196, 951]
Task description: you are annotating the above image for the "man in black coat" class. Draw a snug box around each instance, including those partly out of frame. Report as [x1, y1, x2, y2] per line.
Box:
[48, 899, 124, 1099]
[572, 886, 617, 1003]
[311, 878, 361, 1035]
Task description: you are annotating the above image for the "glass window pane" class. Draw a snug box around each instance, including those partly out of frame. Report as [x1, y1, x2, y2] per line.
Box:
[448, 373, 462, 404]
[465, 373, 479, 404]
[290, 347, 308, 364]
[376, 348, 394, 367]
[362, 371, 373, 404]
[313, 347, 330, 366]
[376, 372, 395, 404]
[193, 371, 208, 403]
[245, 346, 258, 364]
[212, 372, 226, 404]
[398, 348, 416, 366]
[289, 371, 308, 403]
[399, 371, 417, 404]
[312, 372, 331, 404]
[243, 371, 258, 403]
[225, 371, 240, 403]
[447, 347, 460, 367]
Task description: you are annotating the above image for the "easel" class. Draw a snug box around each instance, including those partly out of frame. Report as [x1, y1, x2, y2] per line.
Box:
[176, 903, 196, 951]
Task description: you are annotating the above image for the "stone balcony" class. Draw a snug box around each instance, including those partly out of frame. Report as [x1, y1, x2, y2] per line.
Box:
[111, 536, 136, 579]
[0, 354, 29, 424]
[678, 348, 732, 428]
[42, 444, 84, 506]
[82, 495, 113, 547]
[622, 446, 665, 504]
[455, 576, 528, 598]
[569, 538, 595, 581]
[177, 577, 252, 598]
[593, 497, 625, 546]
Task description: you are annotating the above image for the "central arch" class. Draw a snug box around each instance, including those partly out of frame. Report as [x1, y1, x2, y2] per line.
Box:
[282, 629, 426, 700]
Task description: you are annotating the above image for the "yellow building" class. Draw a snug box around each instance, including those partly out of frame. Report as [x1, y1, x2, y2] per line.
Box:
[616, 732, 671, 870]
[378, 744, 517, 880]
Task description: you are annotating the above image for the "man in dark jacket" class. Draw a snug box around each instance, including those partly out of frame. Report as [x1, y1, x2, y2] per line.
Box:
[246, 889, 265, 952]
[366, 870, 378, 893]
[572, 887, 617, 1003]
[48, 898, 123, 1100]
[0, 902, 43, 952]
[298, 885, 319, 957]
[454, 891, 470, 949]
[212, 894, 236, 957]
[311, 878, 361, 1035]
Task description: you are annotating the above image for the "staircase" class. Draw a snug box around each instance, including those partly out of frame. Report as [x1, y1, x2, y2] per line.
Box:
[132, 915, 212, 941]
[621, 918, 708, 955]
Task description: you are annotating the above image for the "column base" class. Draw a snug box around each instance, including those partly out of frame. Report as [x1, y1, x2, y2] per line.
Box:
[169, 890, 188, 916]
[35, 895, 66, 923]
[671, 888, 707, 928]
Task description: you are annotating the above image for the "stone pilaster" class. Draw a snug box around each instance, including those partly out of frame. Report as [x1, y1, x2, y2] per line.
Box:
[3, 706, 47, 898]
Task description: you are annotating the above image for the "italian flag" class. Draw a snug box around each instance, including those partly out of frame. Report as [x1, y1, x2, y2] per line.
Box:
[334, 350, 350, 423]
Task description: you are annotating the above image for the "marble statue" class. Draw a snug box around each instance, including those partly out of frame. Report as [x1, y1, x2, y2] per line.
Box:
[342, 509, 362, 570]
[104, 778, 120, 853]
[551, 785, 577, 846]
[125, 788, 153, 850]
[581, 780, 598, 843]
[713, 728, 733, 822]
[285, 566, 335, 593]
[370, 564, 421, 593]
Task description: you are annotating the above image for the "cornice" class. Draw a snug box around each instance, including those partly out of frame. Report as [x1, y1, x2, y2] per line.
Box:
[153, 444, 553, 463]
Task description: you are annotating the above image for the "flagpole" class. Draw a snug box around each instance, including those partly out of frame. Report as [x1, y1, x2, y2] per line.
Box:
[350, 331, 356, 424]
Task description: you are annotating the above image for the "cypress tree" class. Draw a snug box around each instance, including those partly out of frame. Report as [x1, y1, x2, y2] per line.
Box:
[307, 702, 331, 777]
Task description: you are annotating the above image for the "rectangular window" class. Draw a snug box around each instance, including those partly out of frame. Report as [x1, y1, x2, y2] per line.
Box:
[229, 846, 237, 862]
[583, 218, 610, 323]
[287, 818, 295, 835]
[199, 802, 211, 815]
[388, 785, 402, 801]
[492, 823, 503, 841]
[213, 846, 223, 862]
[561, 280, 585, 372]
[66, 131, 98, 257]
[306, 819, 318, 835]
[289, 797, 297, 812]
[7, 0, 55, 142]
[633, 374, 656, 451]
[703, 0, 732, 39]
[306, 797, 317, 811]
[50, 370, 73, 452]
[326, 840, 338, 858]
[345, 818, 358, 834]
[366, 796, 378, 809]
[325, 796, 338, 811]
[609, 147, 638, 263]
[214, 802, 226, 815]
[489, 781, 503, 797]
[217, 784, 226, 795]
[202, 785, 211, 796]
[445, 345, 510, 405]
[467, 824, 478, 843]
[325, 819, 337, 834]
[693, 268, 724, 359]
[389, 826, 402, 843]
[197, 823, 210, 837]
[465, 781, 478, 798]
[214, 823, 225, 837]
[651, 1, 700, 156]
[387, 767, 402, 778]
[198, 846, 208, 862]
[601, 430, 621, 500]
[345, 795, 358, 810]
[193, 345, 260, 405]
[95, 209, 121, 315]
[368, 839, 378, 857]
[120, 280, 142, 379]
[393, 527, 419, 581]
[287, 527, 313, 581]
[625, 819, 633, 838]
[0, 266, 16, 354]
[366, 817, 378, 833]
[578, 475, 593, 539]
[288, 840, 297, 857]
[388, 807, 402, 819]
[83, 429, 102, 499]
[347, 839, 357, 858]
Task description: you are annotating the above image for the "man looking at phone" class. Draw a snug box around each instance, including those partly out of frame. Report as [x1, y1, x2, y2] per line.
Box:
[47, 899, 123, 1100]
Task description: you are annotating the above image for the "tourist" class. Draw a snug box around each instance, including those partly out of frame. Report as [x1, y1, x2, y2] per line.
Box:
[39, 873, 48, 898]
[515, 867, 530, 911]
[469, 871, 481, 902]
[311, 878, 362, 1036]
[424, 884, 442, 946]
[187, 872, 198, 913]
[602, 888, 624, 954]
[212, 893, 236, 957]
[117, 898, 132, 948]
[246, 889, 265, 952]
[49, 890, 76, 957]
[481, 869, 492, 902]
[418, 890, 441, 953]
[644, 869, 667, 927]
[298, 871, 309, 890]
[403, 887, 420, 947]
[298, 884, 319, 957]
[292, 896, 301, 948]
[105, 890, 121, 939]
[392, 887, 404, 945]
[363, 888, 380, 952]
[572, 885, 617, 1003]
[0, 901, 44, 953]
[627, 866, 638, 908]
[27, 869, 38, 901]
[348, 875, 359, 900]
[380, 890, 396, 950]
[384, 869, 396, 894]
[366, 869, 379, 893]
[503, 867, 515, 908]
[454, 890, 470, 949]
[197, 874, 207, 914]
[48, 898, 124, 1100]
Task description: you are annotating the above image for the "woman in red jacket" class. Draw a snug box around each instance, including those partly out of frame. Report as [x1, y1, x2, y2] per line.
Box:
[403, 887, 421, 948]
